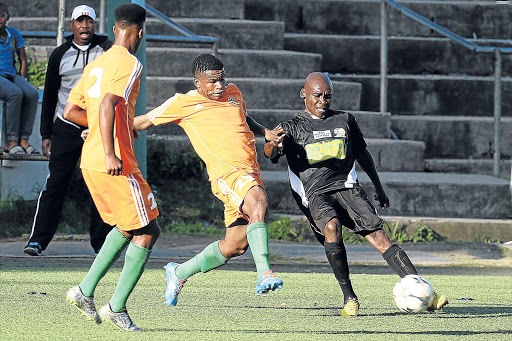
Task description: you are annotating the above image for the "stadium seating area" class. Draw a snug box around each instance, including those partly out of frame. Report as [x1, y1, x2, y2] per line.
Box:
[10, 0, 511, 219]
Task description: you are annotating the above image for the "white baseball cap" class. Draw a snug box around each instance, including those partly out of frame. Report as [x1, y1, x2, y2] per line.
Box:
[71, 5, 96, 20]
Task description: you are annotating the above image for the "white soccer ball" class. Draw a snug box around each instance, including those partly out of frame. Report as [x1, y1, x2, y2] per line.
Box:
[393, 274, 434, 313]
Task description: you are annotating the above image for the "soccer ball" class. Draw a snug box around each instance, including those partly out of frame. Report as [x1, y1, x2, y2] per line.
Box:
[393, 274, 434, 313]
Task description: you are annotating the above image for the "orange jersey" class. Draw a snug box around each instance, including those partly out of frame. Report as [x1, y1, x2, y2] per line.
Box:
[147, 84, 260, 181]
[68, 45, 142, 173]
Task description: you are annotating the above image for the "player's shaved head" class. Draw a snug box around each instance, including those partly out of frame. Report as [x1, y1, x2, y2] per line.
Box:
[301, 72, 333, 118]
[304, 72, 332, 90]
[114, 3, 146, 28]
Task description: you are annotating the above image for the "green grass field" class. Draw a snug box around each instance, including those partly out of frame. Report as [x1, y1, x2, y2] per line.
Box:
[1, 260, 511, 341]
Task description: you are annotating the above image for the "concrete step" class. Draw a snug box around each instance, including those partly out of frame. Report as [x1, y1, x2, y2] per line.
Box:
[31, 45, 320, 79]
[246, 0, 512, 39]
[261, 170, 511, 219]
[12, 17, 285, 50]
[425, 158, 510, 177]
[254, 138, 425, 172]
[146, 77, 362, 109]
[145, 48, 321, 78]
[248, 109, 391, 139]
[284, 34, 512, 76]
[10, 0, 244, 19]
[148, 133, 424, 178]
[332, 74, 512, 116]
[391, 115, 512, 159]
[148, 109, 391, 139]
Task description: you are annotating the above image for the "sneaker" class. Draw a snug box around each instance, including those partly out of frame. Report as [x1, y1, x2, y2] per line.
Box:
[427, 292, 448, 311]
[340, 299, 359, 316]
[99, 304, 142, 332]
[66, 286, 101, 324]
[24, 241, 41, 256]
[164, 262, 185, 306]
[255, 270, 283, 296]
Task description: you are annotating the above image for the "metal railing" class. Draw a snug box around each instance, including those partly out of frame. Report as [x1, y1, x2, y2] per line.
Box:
[380, 0, 512, 177]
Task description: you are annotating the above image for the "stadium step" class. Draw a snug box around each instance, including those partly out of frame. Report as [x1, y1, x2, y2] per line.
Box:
[148, 109, 391, 139]
[245, 0, 512, 39]
[261, 170, 511, 219]
[10, 0, 245, 19]
[425, 158, 510, 178]
[391, 115, 512, 159]
[284, 34, 512, 76]
[145, 77, 362, 109]
[12, 17, 285, 50]
[331, 74, 512, 116]
[145, 48, 320, 78]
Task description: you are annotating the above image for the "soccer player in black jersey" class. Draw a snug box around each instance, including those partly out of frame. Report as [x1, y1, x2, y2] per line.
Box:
[264, 72, 447, 316]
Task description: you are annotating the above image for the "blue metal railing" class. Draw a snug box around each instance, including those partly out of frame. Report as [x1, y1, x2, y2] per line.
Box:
[380, 0, 512, 177]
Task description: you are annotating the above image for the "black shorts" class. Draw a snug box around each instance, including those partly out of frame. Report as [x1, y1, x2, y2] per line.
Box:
[309, 187, 384, 235]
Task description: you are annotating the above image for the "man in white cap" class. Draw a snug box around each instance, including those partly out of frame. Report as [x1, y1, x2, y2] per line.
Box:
[24, 5, 113, 256]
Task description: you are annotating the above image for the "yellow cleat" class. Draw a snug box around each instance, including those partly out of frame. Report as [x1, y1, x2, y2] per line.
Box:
[340, 299, 359, 316]
[428, 292, 448, 311]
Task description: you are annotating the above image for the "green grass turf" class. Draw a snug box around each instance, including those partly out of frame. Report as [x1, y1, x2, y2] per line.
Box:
[1, 263, 511, 340]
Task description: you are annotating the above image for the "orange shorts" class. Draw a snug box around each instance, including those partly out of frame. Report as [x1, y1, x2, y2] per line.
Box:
[82, 169, 159, 231]
[211, 170, 264, 227]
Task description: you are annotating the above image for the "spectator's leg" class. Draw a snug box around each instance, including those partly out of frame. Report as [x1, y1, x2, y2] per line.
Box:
[12, 75, 38, 146]
[0, 76, 23, 148]
[27, 125, 82, 251]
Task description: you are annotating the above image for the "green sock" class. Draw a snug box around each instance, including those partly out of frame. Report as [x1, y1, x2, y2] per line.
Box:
[246, 222, 271, 278]
[175, 241, 227, 280]
[109, 242, 151, 312]
[79, 228, 130, 297]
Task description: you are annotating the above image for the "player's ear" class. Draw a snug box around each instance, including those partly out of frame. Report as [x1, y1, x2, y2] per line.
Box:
[300, 88, 306, 99]
[193, 78, 200, 88]
[138, 28, 144, 39]
[112, 25, 117, 35]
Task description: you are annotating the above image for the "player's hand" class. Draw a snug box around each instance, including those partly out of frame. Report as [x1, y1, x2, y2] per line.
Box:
[41, 139, 52, 159]
[265, 126, 286, 144]
[81, 129, 90, 141]
[374, 189, 390, 209]
[105, 154, 123, 176]
[133, 127, 140, 140]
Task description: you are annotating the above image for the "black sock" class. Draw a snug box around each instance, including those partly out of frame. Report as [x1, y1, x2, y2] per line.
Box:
[324, 242, 357, 303]
[382, 244, 418, 278]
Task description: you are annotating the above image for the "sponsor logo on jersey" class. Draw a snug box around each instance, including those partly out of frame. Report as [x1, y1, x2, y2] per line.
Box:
[313, 130, 332, 139]
[228, 96, 242, 107]
[333, 128, 346, 138]
[305, 139, 345, 164]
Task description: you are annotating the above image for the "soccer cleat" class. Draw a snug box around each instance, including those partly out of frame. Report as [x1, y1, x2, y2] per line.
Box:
[24, 241, 42, 256]
[255, 270, 283, 296]
[340, 299, 360, 316]
[99, 304, 142, 332]
[66, 286, 101, 324]
[427, 292, 448, 311]
[164, 262, 185, 306]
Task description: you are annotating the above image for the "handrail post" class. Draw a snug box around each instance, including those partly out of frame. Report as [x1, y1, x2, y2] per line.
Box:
[211, 40, 219, 57]
[493, 48, 502, 178]
[56, 0, 65, 46]
[380, 0, 388, 113]
[99, 0, 107, 34]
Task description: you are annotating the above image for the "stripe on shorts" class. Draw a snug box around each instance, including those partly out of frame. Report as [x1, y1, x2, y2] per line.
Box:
[217, 178, 243, 208]
[127, 174, 149, 227]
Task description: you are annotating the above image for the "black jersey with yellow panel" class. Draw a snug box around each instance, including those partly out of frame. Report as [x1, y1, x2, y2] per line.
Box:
[273, 110, 367, 199]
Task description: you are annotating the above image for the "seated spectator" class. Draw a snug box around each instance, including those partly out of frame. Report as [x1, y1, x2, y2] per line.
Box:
[0, 2, 39, 154]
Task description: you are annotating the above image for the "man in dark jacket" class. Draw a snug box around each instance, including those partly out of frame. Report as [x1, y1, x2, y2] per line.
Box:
[24, 5, 113, 256]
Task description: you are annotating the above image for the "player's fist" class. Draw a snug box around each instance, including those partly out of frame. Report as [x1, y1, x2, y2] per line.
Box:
[105, 154, 123, 176]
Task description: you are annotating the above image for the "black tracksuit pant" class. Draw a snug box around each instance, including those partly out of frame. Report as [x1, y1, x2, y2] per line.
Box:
[28, 119, 112, 251]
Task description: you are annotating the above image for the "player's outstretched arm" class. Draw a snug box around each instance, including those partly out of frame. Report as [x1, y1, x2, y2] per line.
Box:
[100, 93, 123, 176]
[356, 148, 389, 208]
[63, 103, 88, 127]
[134, 114, 154, 131]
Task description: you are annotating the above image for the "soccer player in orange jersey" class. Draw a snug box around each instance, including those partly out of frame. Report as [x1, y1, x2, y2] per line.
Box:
[62, 4, 159, 332]
[134, 54, 283, 305]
